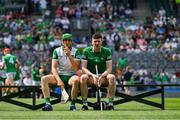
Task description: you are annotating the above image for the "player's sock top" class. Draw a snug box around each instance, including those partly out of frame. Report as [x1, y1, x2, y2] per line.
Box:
[82, 98, 88, 106]
[108, 97, 114, 106]
[45, 97, 50, 104]
[71, 99, 76, 106]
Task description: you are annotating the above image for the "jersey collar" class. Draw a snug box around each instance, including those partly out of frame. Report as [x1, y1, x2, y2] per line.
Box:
[92, 46, 102, 53]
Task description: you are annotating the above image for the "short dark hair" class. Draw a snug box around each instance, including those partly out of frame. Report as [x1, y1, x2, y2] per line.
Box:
[92, 33, 102, 39]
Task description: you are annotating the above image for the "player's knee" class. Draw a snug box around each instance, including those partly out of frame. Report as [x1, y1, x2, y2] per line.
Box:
[5, 81, 8, 85]
[80, 74, 88, 84]
[6, 78, 13, 85]
[107, 74, 116, 85]
[73, 77, 79, 86]
[71, 76, 79, 81]
[41, 75, 49, 84]
[68, 76, 79, 87]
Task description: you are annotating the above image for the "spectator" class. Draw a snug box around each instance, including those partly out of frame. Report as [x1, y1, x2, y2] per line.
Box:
[23, 74, 32, 86]
[123, 66, 133, 95]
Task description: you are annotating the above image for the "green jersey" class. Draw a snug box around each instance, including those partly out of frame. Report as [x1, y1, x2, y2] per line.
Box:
[31, 68, 41, 81]
[161, 73, 169, 82]
[153, 73, 161, 82]
[52, 46, 81, 76]
[81, 46, 112, 74]
[2, 54, 18, 72]
[118, 58, 128, 69]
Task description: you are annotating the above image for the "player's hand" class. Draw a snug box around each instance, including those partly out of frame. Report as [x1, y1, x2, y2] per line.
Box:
[0, 65, 2, 69]
[57, 80, 65, 89]
[0, 63, 4, 69]
[64, 45, 71, 57]
[98, 75, 105, 87]
[99, 74, 105, 81]
[92, 74, 99, 86]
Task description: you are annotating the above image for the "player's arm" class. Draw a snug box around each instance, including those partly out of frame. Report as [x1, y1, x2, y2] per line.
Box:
[16, 59, 21, 69]
[81, 48, 97, 77]
[67, 54, 80, 71]
[82, 59, 99, 86]
[0, 62, 4, 69]
[100, 49, 113, 78]
[100, 60, 113, 78]
[51, 59, 64, 88]
[64, 46, 80, 71]
[0, 57, 5, 69]
[81, 59, 95, 76]
[51, 49, 64, 88]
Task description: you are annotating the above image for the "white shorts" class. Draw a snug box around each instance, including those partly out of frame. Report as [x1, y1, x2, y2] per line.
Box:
[6, 72, 16, 79]
[0, 81, 4, 86]
[14, 80, 21, 86]
[32, 81, 41, 86]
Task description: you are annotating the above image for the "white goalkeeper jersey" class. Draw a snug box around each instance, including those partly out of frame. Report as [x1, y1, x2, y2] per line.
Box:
[52, 46, 81, 76]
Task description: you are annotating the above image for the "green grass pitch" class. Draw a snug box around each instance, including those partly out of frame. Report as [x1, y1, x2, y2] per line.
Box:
[0, 98, 180, 120]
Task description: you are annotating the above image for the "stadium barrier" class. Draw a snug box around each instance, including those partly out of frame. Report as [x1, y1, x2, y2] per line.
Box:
[0, 86, 61, 110]
[0, 84, 180, 110]
[76, 84, 166, 110]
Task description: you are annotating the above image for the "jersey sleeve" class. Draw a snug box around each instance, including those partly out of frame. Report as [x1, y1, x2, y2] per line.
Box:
[106, 48, 112, 61]
[14, 56, 17, 63]
[75, 49, 81, 59]
[52, 49, 58, 60]
[81, 48, 87, 60]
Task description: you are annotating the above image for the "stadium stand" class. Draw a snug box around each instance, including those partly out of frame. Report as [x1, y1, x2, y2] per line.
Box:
[0, 0, 179, 103]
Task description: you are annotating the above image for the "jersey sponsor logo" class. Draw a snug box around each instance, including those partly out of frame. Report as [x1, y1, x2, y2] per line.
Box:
[89, 57, 105, 63]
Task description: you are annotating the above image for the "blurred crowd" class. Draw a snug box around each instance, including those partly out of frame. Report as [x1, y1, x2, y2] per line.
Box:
[0, 0, 179, 88]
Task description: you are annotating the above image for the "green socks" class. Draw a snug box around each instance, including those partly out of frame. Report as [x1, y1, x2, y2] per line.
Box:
[71, 99, 76, 106]
[108, 98, 114, 106]
[45, 97, 50, 104]
[82, 98, 88, 106]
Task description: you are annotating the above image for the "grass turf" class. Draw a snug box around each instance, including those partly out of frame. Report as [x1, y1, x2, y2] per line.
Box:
[0, 98, 180, 120]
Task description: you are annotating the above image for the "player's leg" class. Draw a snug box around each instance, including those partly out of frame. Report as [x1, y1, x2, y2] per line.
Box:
[68, 75, 79, 111]
[13, 80, 21, 93]
[80, 74, 94, 110]
[41, 74, 57, 102]
[101, 74, 116, 110]
[123, 81, 131, 95]
[4, 72, 15, 94]
[0, 79, 5, 96]
[41, 74, 57, 111]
